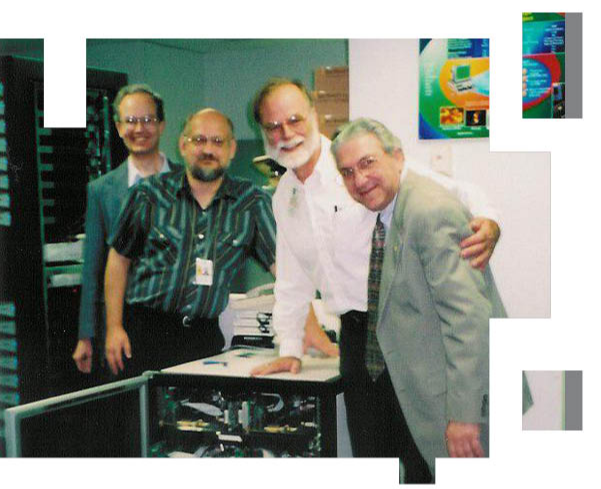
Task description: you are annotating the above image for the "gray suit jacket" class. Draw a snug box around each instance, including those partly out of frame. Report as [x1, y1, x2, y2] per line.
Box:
[523, 371, 534, 414]
[377, 171, 506, 475]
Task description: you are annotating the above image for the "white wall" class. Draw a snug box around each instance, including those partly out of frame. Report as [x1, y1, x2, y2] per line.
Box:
[522, 371, 564, 430]
[349, 39, 550, 318]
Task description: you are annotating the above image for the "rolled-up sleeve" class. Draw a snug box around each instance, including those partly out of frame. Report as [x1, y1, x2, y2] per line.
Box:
[271, 194, 316, 359]
[250, 189, 277, 271]
[109, 187, 152, 259]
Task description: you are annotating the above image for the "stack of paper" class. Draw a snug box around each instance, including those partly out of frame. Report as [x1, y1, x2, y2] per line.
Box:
[230, 290, 276, 348]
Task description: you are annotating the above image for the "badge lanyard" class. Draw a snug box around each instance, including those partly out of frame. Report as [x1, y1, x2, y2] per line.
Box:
[194, 199, 224, 286]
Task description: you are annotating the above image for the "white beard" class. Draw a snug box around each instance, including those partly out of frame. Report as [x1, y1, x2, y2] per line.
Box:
[262, 127, 321, 170]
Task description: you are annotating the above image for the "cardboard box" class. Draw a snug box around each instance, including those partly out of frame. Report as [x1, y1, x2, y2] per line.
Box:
[312, 90, 349, 102]
[312, 91, 349, 119]
[314, 66, 349, 93]
[318, 114, 349, 139]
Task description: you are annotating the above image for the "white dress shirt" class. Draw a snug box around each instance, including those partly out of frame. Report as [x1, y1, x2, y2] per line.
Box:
[273, 135, 499, 358]
[127, 152, 170, 188]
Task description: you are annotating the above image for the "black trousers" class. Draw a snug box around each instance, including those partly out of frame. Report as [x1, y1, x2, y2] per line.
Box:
[98, 305, 224, 456]
[120, 304, 225, 378]
[340, 310, 433, 484]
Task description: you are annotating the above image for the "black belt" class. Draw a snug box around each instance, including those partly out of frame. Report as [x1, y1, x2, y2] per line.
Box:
[341, 309, 368, 325]
[125, 304, 218, 330]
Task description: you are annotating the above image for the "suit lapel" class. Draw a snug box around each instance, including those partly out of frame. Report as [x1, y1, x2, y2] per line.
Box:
[114, 162, 129, 200]
[102, 162, 129, 226]
[377, 171, 414, 328]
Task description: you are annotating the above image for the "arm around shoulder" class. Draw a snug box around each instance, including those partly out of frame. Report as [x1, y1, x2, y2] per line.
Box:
[414, 201, 491, 423]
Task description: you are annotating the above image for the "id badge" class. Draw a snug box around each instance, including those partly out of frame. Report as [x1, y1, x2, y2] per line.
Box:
[288, 187, 298, 216]
[194, 258, 213, 286]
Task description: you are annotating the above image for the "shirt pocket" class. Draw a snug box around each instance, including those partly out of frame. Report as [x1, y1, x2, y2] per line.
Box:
[147, 223, 181, 265]
[216, 230, 251, 257]
[220, 211, 254, 250]
[213, 231, 250, 275]
[332, 202, 374, 264]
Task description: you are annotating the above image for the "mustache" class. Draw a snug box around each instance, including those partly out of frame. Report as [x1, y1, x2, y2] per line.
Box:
[275, 136, 304, 151]
[198, 152, 219, 162]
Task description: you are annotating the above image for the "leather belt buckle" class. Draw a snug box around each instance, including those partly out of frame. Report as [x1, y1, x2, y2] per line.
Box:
[182, 315, 192, 328]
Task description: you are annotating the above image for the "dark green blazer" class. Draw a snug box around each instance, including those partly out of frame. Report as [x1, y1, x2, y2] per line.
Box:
[77, 160, 176, 340]
[78, 163, 130, 340]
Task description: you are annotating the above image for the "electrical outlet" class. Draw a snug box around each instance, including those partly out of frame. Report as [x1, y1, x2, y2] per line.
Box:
[430, 145, 454, 177]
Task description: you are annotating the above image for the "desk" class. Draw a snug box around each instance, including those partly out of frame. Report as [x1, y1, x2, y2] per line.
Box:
[163, 347, 340, 381]
[151, 348, 345, 457]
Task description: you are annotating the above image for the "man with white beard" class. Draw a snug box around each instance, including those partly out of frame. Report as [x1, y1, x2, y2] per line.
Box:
[250, 79, 501, 469]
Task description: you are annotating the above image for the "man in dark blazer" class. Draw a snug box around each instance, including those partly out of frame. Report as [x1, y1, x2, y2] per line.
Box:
[332, 118, 506, 482]
[72, 84, 173, 374]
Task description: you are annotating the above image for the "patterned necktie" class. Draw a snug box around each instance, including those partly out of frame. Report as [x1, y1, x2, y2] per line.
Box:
[366, 214, 387, 381]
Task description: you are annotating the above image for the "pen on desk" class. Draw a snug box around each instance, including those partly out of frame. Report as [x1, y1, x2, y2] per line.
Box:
[203, 360, 228, 366]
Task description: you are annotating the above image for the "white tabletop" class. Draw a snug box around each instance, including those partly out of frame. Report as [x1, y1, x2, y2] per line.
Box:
[161, 348, 341, 383]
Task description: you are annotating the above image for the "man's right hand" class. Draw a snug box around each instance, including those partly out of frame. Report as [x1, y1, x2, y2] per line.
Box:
[72, 338, 93, 373]
[105, 326, 132, 375]
[445, 421, 484, 458]
[250, 356, 301, 376]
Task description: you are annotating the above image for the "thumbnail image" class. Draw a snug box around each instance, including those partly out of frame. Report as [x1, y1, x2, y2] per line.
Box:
[440, 106, 464, 126]
[465, 109, 487, 127]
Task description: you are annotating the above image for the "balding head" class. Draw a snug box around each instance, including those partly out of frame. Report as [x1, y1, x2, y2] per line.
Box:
[178, 108, 237, 183]
[181, 108, 235, 139]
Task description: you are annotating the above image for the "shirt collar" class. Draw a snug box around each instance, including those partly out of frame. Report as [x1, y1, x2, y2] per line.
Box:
[128, 152, 170, 188]
[286, 135, 334, 187]
[379, 164, 408, 232]
[212, 173, 239, 200]
[176, 171, 238, 202]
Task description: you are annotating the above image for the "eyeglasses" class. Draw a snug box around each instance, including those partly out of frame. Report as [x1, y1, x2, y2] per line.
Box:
[338, 156, 377, 180]
[121, 115, 160, 126]
[262, 113, 307, 135]
[185, 135, 229, 148]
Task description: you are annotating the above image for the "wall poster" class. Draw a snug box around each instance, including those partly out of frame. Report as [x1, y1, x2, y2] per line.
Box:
[522, 12, 566, 119]
[419, 38, 489, 140]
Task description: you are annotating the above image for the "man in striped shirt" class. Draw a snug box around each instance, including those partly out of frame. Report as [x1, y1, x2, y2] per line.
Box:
[104, 108, 277, 377]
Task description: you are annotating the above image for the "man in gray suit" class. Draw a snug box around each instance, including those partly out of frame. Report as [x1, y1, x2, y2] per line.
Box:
[331, 118, 506, 482]
[72, 84, 173, 374]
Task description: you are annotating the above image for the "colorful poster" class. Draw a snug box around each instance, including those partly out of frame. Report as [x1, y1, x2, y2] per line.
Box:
[419, 39, 489, 140]
[522, 13, 566, 118]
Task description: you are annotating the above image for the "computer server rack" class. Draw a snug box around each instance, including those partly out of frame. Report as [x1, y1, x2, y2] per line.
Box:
[4, 364, 345, 458]
[0, 56, 127, 455]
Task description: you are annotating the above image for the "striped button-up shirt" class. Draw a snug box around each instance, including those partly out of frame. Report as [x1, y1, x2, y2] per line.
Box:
[109, 168, 276, 318]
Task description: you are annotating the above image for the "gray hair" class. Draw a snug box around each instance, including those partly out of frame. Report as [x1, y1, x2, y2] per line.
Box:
[112, 83, 165, 122]
[252, 77, 314, 125]
[331, 118, 403, 157]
